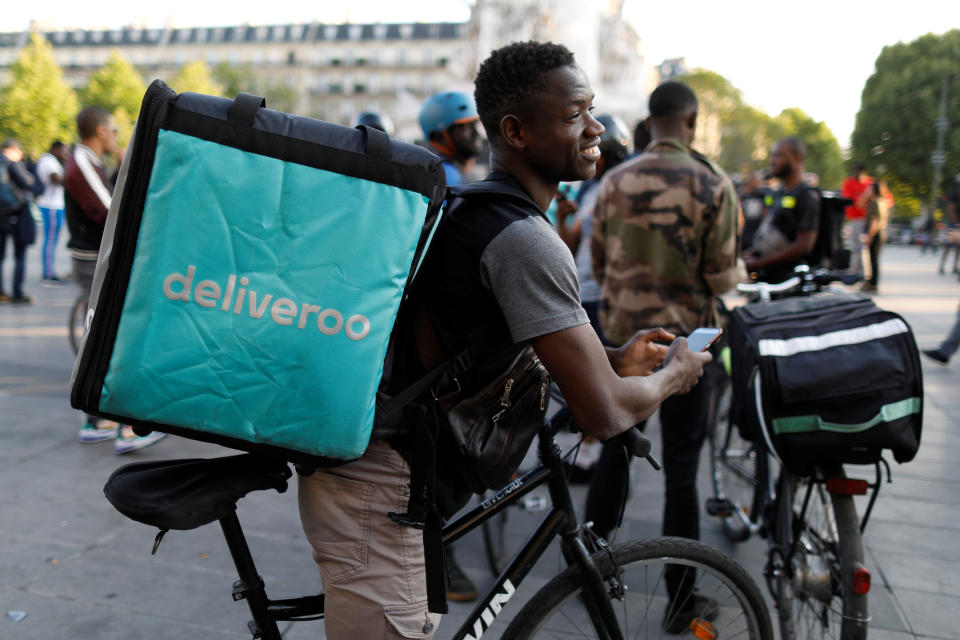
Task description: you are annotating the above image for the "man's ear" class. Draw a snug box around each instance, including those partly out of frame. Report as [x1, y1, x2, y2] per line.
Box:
[499, 114, 525, 150]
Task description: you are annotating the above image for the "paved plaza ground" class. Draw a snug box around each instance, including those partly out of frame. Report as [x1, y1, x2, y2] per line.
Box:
[0, 239, 957, 639]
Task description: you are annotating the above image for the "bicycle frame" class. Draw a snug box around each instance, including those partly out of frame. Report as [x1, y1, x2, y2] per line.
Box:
[219, 422, 629, 640]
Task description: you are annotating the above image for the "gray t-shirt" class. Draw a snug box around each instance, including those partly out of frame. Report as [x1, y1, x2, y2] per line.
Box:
[479, 214, 588, 343]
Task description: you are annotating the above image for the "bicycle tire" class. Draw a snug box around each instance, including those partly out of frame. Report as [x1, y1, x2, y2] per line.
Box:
[774, 465, 868, 640]
[69, 295, 88, 354]
[500, 536, 773, 640]
[708, 376, 763, 543]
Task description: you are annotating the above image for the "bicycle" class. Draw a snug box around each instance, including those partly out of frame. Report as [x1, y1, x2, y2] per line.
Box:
[68, 293, 88, 353]
[106, 421, 774, 639]
[706, 267, 885, 640]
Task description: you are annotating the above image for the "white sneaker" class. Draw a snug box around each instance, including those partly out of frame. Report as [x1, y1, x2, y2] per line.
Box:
[114, 425, 166, 454]
[78, 419, 119, 443]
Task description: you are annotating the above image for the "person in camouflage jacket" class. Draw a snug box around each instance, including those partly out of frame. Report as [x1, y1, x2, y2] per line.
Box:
[587, 81, 741, 625]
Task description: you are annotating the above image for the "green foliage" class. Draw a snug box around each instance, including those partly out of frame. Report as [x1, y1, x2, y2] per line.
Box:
[81, 51, 146, 149]
[677, 69, 844, 186]
[775, 108, 845, 189]
[0, 33, 79, 158]
[168, 60, 224, 96]
[851, 30, 960, 217]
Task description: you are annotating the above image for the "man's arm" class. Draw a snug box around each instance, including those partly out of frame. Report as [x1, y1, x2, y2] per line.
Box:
[532, 323, 709, 441]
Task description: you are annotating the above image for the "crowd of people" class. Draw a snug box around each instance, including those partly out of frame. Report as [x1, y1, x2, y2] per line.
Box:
[2, 36, 954, 639]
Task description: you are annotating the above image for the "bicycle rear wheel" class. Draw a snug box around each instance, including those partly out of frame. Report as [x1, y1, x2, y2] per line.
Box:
[773, 465, 868, 640]
[501, 536, 773, 639]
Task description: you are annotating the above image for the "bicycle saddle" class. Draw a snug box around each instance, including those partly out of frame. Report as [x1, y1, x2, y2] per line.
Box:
[104, 453, 291, 531]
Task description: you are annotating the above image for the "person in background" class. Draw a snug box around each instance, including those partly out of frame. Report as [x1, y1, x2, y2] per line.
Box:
[65, 106, 166, 453]
[591, 80, 740, 633]
[743, 138, 820, 284]
[418, 91, 484, 186]
[942, 174, 960, 274]
[862, 180, 893, 293]
[0, 139, 38, 304]
[841, 163, 872, 278]
[739, 170, 768, 252]
[35, 141, 70, 282]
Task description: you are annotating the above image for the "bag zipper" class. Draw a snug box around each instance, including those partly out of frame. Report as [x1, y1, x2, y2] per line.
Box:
[75, 81, 176, 410]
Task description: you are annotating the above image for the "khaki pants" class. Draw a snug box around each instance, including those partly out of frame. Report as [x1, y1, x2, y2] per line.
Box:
[298, 440, 440, 639]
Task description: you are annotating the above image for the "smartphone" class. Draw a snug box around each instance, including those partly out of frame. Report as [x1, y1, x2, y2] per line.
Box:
[686, 327, 723, 352]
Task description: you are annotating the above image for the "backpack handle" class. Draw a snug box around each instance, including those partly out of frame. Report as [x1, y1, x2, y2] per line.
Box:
[228, 92, 266, 130]
[355, 124, 391, 160]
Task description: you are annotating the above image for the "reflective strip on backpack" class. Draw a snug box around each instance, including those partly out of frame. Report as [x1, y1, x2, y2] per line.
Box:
[757, 318, 909, 357]
[771, 397, 922, 435]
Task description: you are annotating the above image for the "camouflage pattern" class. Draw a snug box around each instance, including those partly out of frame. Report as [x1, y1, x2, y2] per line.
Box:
[591, 138, 740, 345]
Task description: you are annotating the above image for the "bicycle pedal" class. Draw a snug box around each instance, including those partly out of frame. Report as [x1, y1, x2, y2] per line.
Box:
[705, 497, 736, 517]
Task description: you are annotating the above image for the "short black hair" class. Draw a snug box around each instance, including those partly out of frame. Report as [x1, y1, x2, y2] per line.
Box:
[778, 136, 807, 160]
[49, 141, 66, 152]
[648, 81, 698, 118]
[474, 41, 576, 141]
[77, 106, 112, 140]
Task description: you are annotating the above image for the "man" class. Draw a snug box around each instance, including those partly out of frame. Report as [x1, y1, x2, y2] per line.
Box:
[940, 173, 960, 275]
[297, 42, 709, 640]
[739, 170, 768, 252]
[0, 139, 38, 303]
[590, 80, 740, 632]
[862, 180, 892, 292]
[840, 163, 872, 277]
[418, 91, 484, 186]
[743, 138, 820, 283]
[65, 106, 166, 453]
[35, 141, 70, 282]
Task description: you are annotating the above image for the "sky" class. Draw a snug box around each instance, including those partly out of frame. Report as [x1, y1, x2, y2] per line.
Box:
[2, 0, 958, 151]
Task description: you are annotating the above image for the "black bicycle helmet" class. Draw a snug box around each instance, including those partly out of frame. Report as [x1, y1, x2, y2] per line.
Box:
[595, 114, 631, 168]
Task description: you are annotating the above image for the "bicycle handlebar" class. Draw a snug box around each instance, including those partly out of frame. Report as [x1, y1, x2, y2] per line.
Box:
[737, 266, 860, 301]
[610, 427, 662, 471]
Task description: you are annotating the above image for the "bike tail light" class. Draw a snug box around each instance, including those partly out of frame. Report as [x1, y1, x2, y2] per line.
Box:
[826, 477, 868, 495]
[691, 618, 718, 640]
[852, 565, 871, 595]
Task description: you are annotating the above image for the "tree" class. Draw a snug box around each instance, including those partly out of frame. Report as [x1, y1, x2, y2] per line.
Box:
[775, 108, 845, 189]
[851, 30, 960, 218]
[0, 33, 78, 158]
[214, 62, 298, 113]
[81, 51, 146, 149]
[168, 60, 223, 96]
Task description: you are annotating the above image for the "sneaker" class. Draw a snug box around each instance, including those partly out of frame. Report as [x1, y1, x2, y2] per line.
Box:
[78, 419, 119, 443]
[663, 593, 719, 635]
[444, 547, 477, 602]
[9, 295, 33, 304]
[42, 276, 67, 286]
[922, 349, 950, 365]
[114, 425, 166, 454]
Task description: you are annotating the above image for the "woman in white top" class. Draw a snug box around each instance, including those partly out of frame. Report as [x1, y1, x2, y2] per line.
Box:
[35, 141, 69, 281]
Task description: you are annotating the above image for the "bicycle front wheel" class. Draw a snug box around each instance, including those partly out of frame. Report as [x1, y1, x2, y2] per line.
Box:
[69, 295, 88, 354]
[501, 536, 773, 639]
[773, 465, 868, 640]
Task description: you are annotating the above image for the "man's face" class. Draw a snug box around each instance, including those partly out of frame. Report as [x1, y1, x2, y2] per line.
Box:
[54, 146, 69, 163]
[520, 65, 605, 183]
[448, 120, 482, 161]
[769, 142, 793, 180]
[99, 117, 119, 155]
[2, 146, 23, 163]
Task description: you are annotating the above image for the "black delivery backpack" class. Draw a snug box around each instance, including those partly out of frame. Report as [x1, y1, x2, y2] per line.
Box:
[70, 80, 448, 466]
[727, 292, 923, 475]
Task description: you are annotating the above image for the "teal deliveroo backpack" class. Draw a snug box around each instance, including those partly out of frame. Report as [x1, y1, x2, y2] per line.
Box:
[70, 80, 448, 466]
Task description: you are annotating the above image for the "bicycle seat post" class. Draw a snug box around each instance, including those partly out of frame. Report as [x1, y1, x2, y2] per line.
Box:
[220, 512, 282, 640]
